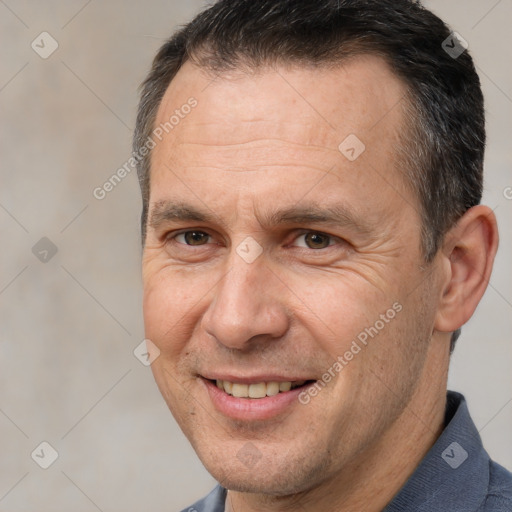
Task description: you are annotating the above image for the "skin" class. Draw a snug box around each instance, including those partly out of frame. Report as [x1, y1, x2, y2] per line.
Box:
[141, 56, 498, 511]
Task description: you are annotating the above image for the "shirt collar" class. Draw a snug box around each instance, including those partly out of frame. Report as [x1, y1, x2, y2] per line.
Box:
[383, 391, 489, 511]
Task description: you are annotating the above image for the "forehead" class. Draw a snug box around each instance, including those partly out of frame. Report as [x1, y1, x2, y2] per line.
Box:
[153, 55, 408, 156]
[148, 56, 415, 231]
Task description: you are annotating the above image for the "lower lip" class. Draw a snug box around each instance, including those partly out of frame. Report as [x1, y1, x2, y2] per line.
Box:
[201, 378, 311, 421]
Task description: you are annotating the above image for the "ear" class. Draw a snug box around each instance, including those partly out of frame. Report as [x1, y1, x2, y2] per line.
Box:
[434, 205, 499, 334]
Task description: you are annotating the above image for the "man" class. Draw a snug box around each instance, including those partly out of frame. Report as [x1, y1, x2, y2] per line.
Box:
[133, 0, 512, 510]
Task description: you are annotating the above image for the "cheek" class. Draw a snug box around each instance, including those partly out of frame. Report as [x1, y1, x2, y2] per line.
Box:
[290, 272, 392, 358]
[142, 270, 199, 355]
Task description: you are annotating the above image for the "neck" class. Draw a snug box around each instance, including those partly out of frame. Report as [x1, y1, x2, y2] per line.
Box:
[226, 339, 449, 512]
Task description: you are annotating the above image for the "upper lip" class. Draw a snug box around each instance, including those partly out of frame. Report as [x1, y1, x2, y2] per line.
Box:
[200, 373, 315, 384]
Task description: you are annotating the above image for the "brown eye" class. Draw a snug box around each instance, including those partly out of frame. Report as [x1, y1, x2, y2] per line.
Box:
[294, 232, 334, 250]
[175, 231, 211, 246]
[305, 233, 331, 249]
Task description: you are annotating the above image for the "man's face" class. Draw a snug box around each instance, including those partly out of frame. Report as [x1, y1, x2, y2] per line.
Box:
[142, 56, 442, 495]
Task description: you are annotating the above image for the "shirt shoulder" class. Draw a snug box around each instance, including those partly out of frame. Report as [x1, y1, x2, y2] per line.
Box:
[179, 485, 226, 512]
[478, 460, 512, 511]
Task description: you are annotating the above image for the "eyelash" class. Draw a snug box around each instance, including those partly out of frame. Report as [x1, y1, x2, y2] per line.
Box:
[166, 229, 340, 250]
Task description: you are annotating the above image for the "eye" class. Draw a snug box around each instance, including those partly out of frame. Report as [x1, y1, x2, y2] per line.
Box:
[173, 230, 212, 246]
[292, 231, 337, 250]
[167, 229, 341, 251]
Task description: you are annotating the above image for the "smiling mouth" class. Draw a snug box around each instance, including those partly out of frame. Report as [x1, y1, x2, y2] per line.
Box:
[209, 379, 315, 399]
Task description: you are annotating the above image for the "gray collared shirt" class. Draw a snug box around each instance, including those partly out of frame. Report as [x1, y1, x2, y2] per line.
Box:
[181, 391, 512, 511]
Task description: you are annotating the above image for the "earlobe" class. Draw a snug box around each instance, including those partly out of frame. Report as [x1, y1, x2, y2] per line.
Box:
[434, 205, 499, 334]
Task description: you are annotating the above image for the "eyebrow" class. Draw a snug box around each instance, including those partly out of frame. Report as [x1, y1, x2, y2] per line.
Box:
[148, 200, 373, 235]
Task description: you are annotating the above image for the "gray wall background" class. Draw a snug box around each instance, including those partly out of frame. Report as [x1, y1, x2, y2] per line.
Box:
[0, 1, 510, 510]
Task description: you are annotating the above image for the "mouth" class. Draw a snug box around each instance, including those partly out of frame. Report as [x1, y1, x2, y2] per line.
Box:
[200, 376, 317, 421]
[210, 378, 314, 398]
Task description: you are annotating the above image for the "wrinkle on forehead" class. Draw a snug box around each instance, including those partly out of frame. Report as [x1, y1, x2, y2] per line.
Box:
[153, 56, 407, 152]
[160, 137, 342, 177]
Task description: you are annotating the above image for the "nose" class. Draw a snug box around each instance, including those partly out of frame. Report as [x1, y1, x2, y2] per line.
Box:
[200, 251, 289, 351]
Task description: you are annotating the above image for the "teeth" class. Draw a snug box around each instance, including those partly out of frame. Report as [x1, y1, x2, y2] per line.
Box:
[248, 382, 267, 398]
[279, 381, 291, 392]
[213, 379, 308, 398]
[232, 383, 249, 397]
[266, 382, 280, 396]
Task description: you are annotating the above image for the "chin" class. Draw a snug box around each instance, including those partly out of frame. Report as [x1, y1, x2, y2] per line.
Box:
[198, 446, 328, 497]
[215, 471, 304, 496]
